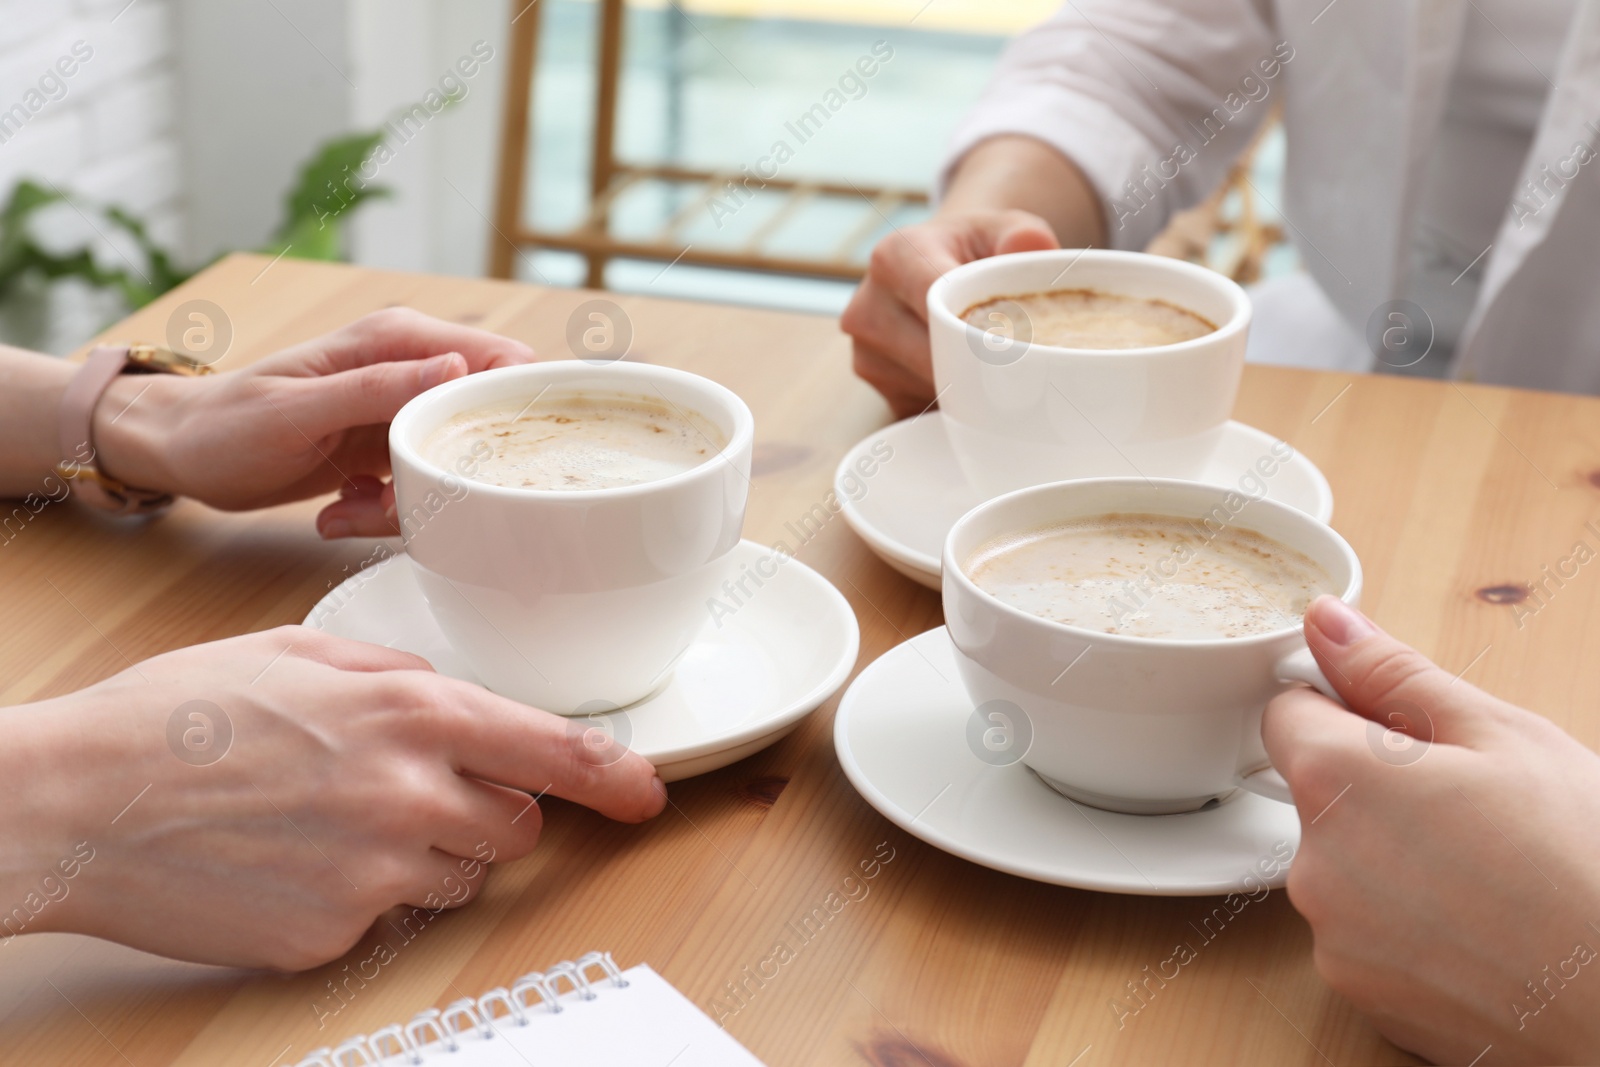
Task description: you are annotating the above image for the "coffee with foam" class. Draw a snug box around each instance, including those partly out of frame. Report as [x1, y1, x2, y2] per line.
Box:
[964, 513, 1333, 640]
[963, 288, 1216, 350]
[422, 391, 722, 491]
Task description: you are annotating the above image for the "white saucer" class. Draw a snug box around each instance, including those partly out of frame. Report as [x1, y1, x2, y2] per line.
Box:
[837, 413, 1335, 589]
[834, 627, 1301, 895]
[304, 541, 859, 782]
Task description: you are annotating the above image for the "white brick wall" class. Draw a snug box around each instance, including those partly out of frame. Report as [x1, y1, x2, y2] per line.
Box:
[0, 0, 511, 351]
[0, 0, 185, 354]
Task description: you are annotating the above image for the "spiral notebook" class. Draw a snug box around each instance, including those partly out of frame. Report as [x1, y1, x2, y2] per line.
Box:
[293, 951, 766, 1066]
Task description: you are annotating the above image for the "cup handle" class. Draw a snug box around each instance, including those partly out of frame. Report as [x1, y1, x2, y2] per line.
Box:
[1233, 647, 1349, 804]
[1274, 646, 1344, 704]
[1235, 764, 1295, 805]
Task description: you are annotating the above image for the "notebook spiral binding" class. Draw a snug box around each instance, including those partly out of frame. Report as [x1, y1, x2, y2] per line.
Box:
[292, 951, 630, 1067]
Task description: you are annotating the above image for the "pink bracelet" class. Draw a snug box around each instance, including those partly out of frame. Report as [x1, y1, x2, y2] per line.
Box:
[55, 344, 176, 515]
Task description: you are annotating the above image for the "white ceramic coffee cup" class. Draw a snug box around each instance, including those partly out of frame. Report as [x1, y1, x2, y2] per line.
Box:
[942, 477, 1361, 815]
[927, 250, 1251, 498]
[389, 362, 753, 714]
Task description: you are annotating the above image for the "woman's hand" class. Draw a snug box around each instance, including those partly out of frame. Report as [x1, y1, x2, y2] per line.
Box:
[90, 308, 533, 537]
[840, 209, 1058, 418]
[840, 134, 1109, 419]
[1264, 596, 1600, 1064]
[1, 626, 663, 970]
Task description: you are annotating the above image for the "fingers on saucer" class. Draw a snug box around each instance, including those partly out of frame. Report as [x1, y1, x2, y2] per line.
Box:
[284, 628, 436, 674]
[437, 681, 666, 824]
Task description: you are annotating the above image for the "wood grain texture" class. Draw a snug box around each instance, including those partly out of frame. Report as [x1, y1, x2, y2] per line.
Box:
[5, 254, 1600, 1066]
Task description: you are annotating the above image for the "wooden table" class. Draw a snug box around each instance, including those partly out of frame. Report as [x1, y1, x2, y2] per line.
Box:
[5, 254, 1600, 1066]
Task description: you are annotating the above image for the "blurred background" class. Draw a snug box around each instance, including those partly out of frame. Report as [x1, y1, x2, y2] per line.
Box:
[0, 0, 1295, 355]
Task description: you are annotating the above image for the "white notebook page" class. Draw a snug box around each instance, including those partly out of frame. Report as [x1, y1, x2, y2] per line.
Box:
[366, 965, 766, 1067]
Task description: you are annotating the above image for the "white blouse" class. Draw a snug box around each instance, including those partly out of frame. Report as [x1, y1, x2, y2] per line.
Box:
[940, 0, 1600, 386]
[1412, 0, 1573, 357]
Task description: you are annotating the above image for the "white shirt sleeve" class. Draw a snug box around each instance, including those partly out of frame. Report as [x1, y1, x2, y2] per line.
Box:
[940, 0, 1284, 251]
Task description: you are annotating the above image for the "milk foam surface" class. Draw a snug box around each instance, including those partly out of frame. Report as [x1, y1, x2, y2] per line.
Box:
[965, 513, 1333, 640]
[422, 392, 721, 491]
[963, 288, 1215, 350]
